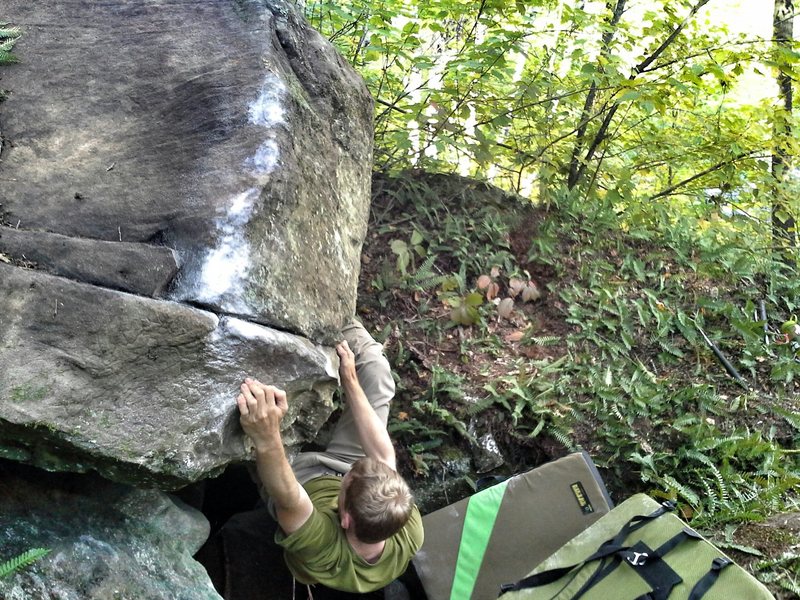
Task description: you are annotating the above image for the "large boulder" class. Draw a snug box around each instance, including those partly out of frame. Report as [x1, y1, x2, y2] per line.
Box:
[0, 0, 372, 339]
[0, 460, 221, 600]
[0, 0, 373, 487]
[0, 263, 338, 488]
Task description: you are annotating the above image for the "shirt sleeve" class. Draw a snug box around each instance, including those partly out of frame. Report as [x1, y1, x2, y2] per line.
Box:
[405, 505, 425, 551]
[275, 504, 340, 564]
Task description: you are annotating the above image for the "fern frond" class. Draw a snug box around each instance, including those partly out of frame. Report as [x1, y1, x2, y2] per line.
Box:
[0, 50, 18, 65]
[773, 405, 800, 432]
[661, 474, 700, 506]
[0, 548, 50, 579]
[548, 426, 575, 450]
[465, 396, 495, 416]
[410, 254, 448, 290]
[524, 335, 561, 347]
[0, 27, 21, 39]
[698, 476, 718, 514]
[411, 253, 437, 281]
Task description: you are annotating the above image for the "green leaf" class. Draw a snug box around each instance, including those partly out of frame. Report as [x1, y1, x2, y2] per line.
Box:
[619, 89, 641, 103]
[465, 292, 484, 307]
[0, 548, 50, 579]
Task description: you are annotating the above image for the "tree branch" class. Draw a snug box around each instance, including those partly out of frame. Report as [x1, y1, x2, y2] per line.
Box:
[649, 150, 761, 200]
[568, 0, 627, 188]
[572, 0, 714, 188]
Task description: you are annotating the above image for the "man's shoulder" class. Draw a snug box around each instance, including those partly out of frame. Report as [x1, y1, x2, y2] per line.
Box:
[303, 475, 343, 497]
[403, 503, 425, 548]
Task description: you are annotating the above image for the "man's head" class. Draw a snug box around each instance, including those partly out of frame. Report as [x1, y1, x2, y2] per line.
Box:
[339, 457, 414, 544]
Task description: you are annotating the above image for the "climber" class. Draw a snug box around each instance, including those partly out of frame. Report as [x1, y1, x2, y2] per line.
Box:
[235, 320, 423, 593]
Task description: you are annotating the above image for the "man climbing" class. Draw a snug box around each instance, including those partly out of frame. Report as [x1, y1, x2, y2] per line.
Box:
[236, 320, 423, 594]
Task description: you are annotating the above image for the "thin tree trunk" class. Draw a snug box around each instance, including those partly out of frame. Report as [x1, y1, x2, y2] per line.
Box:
[569, 0, 712, 190]
[771, 0, 796, 263]
[568, 0, 627, 189]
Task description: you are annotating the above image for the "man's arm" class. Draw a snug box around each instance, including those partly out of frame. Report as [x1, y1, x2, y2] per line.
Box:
[236, 379, 313, 534]
[336, 341, 397, 470]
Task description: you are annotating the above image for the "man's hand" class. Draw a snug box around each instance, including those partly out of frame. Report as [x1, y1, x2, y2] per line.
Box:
[335, 339, 397, 470]
[336, 340, 358, 386]
[236, 378, 287, 452]
[236, 378, 314, 534]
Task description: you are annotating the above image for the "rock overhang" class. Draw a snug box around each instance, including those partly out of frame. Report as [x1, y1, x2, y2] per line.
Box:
[0, 0, 373, 487]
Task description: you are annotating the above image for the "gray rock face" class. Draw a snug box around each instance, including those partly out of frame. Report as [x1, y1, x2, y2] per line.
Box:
[0, 460, 222, 600]
[0, 227, 179, 296]
[0, 263, 338, 488]
[0, 0, 372, 487]
[0, 0, 372, 339]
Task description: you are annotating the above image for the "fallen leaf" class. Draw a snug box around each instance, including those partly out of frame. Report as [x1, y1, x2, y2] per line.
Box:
[397, 411, 409, 421]
[508, 278, 525, 297]
[497, 297, 514, 319]
[504, 330, 524, 342]
[490, 266, 501, 278]
[486, 282, 500, 301]
[522, 283, 541, 302]
[477, 274, 492, 290]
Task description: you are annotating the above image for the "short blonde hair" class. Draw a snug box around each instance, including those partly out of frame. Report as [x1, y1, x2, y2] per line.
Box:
[344, 457, 414, 544]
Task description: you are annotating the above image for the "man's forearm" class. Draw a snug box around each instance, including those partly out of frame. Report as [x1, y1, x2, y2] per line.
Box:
[254, 442, 303, 510]
[237, 381, 313, 534]
[342, 376, 396, 468]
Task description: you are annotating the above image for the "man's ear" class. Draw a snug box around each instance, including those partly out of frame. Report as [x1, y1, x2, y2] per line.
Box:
[340, 510, 352, 530]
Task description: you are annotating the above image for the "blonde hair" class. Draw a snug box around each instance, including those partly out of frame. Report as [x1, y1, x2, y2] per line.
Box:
[344, 457, 414, 544]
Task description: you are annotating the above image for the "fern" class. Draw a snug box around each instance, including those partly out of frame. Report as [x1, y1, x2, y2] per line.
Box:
[0, 26, 21, 39]
[0, 548, 50, 579]
[523, 335, 560, 347]
[548, 425, 575, 451]
[698, 476, 719, 514]
[465, 396, 495, 416]
[0, 49, 17, 65]
[773, 405, 800, 432]
[661, 474, 700, 507]
[410, 254, 448, 290]
[0, 23, 19, 67]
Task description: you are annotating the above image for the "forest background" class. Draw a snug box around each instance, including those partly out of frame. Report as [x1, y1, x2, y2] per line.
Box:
[296, 0, 800, 595]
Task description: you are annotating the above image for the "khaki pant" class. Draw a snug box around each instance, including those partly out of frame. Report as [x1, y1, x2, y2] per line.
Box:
[291, 319, 395, 484]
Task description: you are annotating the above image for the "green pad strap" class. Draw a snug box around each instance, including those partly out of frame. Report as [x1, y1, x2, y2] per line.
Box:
[450, 480, 510, 600]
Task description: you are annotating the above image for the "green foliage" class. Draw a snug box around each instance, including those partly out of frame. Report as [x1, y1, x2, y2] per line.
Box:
[0, 22, 20, 103]
[375, 174, 799, 590]
[0, 548, 50, 580]
[755, 553, 800, 596]
[0, 24, 20, 66]
[339, 4, 800, 590]
[304, 0, 797, 238]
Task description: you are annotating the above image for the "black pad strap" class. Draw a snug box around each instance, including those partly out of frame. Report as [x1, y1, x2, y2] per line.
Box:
[688, 557, 733, 600]
[499, 502, 677, 595]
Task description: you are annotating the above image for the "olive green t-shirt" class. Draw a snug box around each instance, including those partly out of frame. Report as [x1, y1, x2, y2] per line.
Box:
[275, 476, 424, 593]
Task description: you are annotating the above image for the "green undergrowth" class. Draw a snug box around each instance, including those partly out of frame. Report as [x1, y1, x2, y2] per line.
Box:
[0, 548, 49, 580]
[360, 171, 800, 591]
[0, 22, 20, 103]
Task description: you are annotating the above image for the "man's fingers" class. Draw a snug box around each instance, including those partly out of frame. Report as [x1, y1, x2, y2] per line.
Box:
[250, 382, 266, 403]
[241, 382, 258, 408]
[336, 340, 354, 360]
[274, 387, 288, 411]
[236, 393, 248, 416]
[238, 380, 287, 421]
